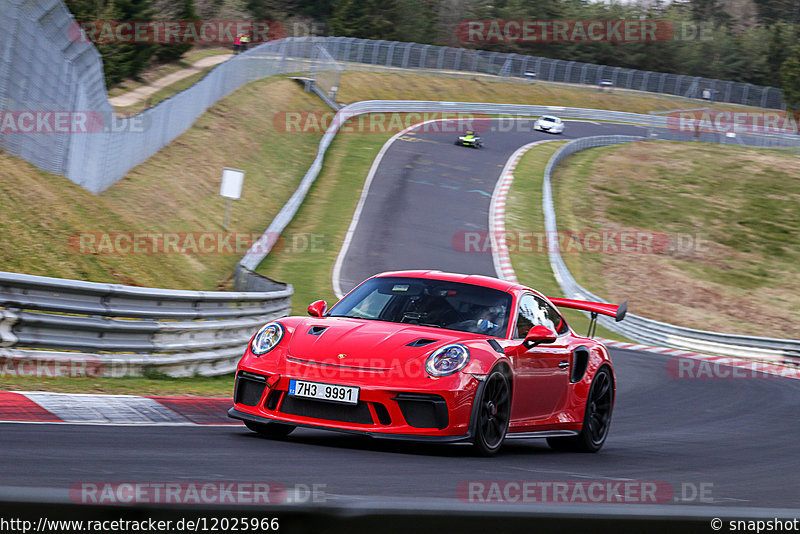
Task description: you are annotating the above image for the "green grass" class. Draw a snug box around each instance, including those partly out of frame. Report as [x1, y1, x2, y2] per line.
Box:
[549, 141, 800, 338]
[0, 77, 327, 290]
[505, 142, 630, 341]
[255, 131, 394, 314]
[3, 71, 792, 394]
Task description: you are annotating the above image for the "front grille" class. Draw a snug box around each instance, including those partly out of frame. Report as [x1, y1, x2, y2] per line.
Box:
[234, 374, 267, 406]
[394, 393, 449, 429]
[280, 396, 374, 424]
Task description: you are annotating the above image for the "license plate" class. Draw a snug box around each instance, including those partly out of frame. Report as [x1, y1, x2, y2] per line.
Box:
[288, 379, 359, 405]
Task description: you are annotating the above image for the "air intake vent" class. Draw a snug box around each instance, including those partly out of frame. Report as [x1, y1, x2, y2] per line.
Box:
[308, 326, 328, 336]
[406, 338, 438, 347]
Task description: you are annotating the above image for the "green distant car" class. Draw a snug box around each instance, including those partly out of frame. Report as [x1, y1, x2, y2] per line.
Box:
[455, 130, 483, 148]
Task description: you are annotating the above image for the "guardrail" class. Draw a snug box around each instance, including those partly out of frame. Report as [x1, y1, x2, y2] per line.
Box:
[541, 136, 800, 364]
[238, 100, 799, 273]
[0, 271, 292, 377]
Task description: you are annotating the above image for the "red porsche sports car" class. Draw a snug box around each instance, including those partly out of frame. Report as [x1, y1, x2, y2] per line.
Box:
[228, 270, 626, 455]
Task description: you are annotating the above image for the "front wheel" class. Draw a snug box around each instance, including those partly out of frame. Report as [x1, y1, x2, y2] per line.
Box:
[547, 366, 613, 452]
[244, 420, 295, 439]
[472, 370, 511, 456]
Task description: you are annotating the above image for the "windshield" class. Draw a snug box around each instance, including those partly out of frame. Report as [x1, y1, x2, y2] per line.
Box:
[541, 116, 559, 122]
[328, 277, 512, 336]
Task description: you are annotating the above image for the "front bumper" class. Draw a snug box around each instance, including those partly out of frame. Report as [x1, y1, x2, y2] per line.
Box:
[229, 361, 483, 439]
[228, 408, 472, 443]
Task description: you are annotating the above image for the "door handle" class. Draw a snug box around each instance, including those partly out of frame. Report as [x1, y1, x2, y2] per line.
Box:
[558, 361, 570, 369]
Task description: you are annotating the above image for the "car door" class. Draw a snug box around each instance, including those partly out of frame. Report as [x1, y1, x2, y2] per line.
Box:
[509, 294, 572, 424]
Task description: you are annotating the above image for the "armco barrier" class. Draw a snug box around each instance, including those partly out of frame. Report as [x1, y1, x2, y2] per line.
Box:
[238, 100, 798, 273]
[0, 271, 292, 377]
[540, 136, 800, 363]
[239, 102, 799, 364]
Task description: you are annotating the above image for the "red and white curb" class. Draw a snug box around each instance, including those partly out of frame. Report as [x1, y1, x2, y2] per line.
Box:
[489, 140, 559, 283]
[488, 143, 800, 381]
[0, 391, 238, 424]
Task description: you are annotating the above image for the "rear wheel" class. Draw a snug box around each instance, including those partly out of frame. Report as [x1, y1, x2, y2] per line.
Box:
[244, 420, 295, 439]
[547, 366, 613, 452]
[472, 370, 511, 456]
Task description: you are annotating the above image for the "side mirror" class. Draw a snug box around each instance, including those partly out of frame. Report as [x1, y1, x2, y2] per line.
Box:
[523, 325, 557, 349]
[307, 300, 327, 317]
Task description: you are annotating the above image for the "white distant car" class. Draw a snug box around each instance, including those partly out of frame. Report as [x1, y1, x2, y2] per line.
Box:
[533, 116, 565, 134]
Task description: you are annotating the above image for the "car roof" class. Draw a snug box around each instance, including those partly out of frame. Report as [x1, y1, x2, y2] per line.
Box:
[371, 270, 527, 293]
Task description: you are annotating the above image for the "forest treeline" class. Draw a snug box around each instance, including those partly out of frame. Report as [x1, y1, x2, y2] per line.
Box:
[64, 0, 800, 107]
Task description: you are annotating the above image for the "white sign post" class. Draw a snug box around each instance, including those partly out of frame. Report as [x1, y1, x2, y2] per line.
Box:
[220, 167, 245, 230]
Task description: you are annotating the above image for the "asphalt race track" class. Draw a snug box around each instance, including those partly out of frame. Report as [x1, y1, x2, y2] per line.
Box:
[2, 347, 800, 508]
[336, 118, 651, 293]
[3, 119, 799, 511]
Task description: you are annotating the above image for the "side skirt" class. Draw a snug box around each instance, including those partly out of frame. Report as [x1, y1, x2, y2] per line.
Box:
[504, 430, 580, 439]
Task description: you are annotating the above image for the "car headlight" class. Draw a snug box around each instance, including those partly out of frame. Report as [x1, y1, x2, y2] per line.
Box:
[425, 344, 470, 377]
[250, 322, 284, 355]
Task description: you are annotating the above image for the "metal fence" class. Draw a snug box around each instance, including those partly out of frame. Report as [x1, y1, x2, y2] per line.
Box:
[0, 271, 292, 377]
[541, 136, 800, 363]
[0, 0, 790, 194]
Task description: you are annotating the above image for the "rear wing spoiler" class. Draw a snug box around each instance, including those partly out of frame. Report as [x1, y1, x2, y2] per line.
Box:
[549, 297, 627, 338]
[548, 298, 627, 322]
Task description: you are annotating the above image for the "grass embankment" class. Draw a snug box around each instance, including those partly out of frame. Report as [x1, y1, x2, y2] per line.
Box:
[0, 77, 326, 290]
[550, 141, 800, 339]
[1, 72, 787, 394]
[335, 72, 760, 115]
[504, 142, 628, 341]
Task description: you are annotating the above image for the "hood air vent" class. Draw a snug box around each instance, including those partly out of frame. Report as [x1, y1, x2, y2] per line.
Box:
[406, 338, 438, 348]
[308, 326, 328, 336]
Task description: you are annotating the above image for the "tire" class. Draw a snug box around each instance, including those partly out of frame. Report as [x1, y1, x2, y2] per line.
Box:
[472, 370, 511, 456]
[244, 420, 295, 439]
[547, 366, 613, 452]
